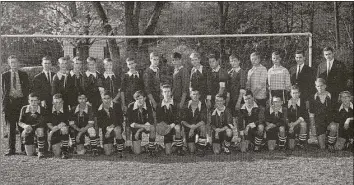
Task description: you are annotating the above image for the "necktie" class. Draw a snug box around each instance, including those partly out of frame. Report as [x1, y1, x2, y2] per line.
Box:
[46, 72, 51, 84]
[12, 72, 17, 89]
[327, 62, 331, 76]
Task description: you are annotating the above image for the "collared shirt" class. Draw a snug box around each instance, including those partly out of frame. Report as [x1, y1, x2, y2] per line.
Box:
[9, 70, 23, 98]
[127, 71, 139, 78]
[327, 59, 334, 73]
[191, 65, 203, 75]
[149, 66, 159, 73]
[270, 106, 283, 115]
[339, 102, 354, 112]
[241, 102, 258, 115]
[43, 70, 52, 82]
[103, 72, 115, 79]
[288, 98, 301, 108]
[296, 63, 304, 79]
[98, 101, 114, 111]
[268, 65, 291, 91]
[229, 67, 241, 74]
[246, 64, 267, 99]
[314, 91, 331, 100]
[52, 105, 64, 113]
[161, 99, 174, 109]
[85, 71, 97, 78]
[70, 70, 81, 77]
[212, 65, 221, 73]
[174, 66, 184, 76]
[25, 105, 41, 114]
[133, 101, 147, 110]
[212, 106, 226, 116]
[188, 100, 202, 116]
[56, 71, 67, 80]
[74, 104, 89, 114]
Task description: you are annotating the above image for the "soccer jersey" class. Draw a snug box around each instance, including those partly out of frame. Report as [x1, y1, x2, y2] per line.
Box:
[70, 104, 95, 128]
[287, 98, 308, 123]
[182, 100, 207, 125]
[211, 106, 232, 129]
[156, 99, 178, 125]
[121, 71, 144, 106]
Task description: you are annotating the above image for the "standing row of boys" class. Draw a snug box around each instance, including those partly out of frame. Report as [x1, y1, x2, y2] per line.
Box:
[2, 47, 353, 159]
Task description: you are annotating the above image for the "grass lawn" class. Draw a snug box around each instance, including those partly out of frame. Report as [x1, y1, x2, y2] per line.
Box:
[0, 136, 353, 185]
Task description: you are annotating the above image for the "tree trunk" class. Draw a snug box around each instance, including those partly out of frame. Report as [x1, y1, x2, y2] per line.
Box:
[92, 2, 120, 65]
[334, 2, 340, 49]
[125, 2, 140, 58]
[218, 1, 229, 67]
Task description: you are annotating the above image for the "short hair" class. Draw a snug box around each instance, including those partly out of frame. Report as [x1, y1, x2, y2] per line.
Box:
[207, 53, 219, 60]
[126, 57, 135, 63]
[72, 56, 82, 63]
[172, 52, 182, 59]
[190, 52, 201, 59]
[7, 55, 18, 61]
[290, 85, 300, 92]
[323, 47, 334, 53]
[58, 57, 69, 64]
[103, 58, 113, 64]
[250, 52, 260, 58]
[53, 93, 63, 100]
[150, 52, 159, 58]
[190, 88, 200, 94]
[315, 78, 326, 85]
[272, 95, 282, 102]
[102, 90, 112, 98]
[42, 56, 51, 61]
[295, 50, 304, 56]
[133, 90, 145, 100]
[86, 57, 96, 63]
[28, 92, 39, 99]
[244, 89, 254, 97]
[339, 91, 353, 102]
[272, 50, 283, 58]
[229, 54, 240, 60]
[77, 92, 87, 98]
[161, 84, 172, 90]
[215, 93, 225, 100]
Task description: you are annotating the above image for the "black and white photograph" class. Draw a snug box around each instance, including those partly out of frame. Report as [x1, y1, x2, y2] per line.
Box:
[1, 1, 353, 184]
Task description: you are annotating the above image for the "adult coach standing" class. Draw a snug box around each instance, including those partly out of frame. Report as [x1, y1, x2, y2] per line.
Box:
[317, 47, 348, 103]
[2, 55, 30, 156]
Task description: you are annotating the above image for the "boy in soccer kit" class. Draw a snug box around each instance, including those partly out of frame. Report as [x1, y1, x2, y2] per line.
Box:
[47, 94, 70, 159]
[333, 91, 354, 151]
[238, 90, 263, 152]
[83, 56, 102, 112]
[207, 53, 228, 107]
[67, 57, 85, 108]
[126, 91, 156, 156]
[287, 85, 308, 150]
[210, 94, 233, 154]
[18, 93, 47, 158]
[189, 52, 210, 104]
[171, 52, 189, 109]
[143, 52, 161, 110]
[265, 96, 287, 151]
[69, 93, 96, 155]
[268, 50, 291, 104]
[309, 78, 336, 151]
[52, 57, 70, 108]
[96, 91, 124, 156]
[156, 84, 183, 155]
[181, 89, 208, 156]
[98, 58, 121, 103]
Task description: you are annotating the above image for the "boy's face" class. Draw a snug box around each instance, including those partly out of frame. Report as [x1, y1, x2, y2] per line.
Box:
[250, 54, 260, 66]
[150, 56, 159, 67]
[215, 97, 225, 110]
[272, 97, 282, 108]
[341, 93, 352, 106]
[8, 58, 19, 70]
[272, 54, 281, 66]
[190, 91, 200, 101]
[59, 60, 68, 71]
[295, 54, 305, 65]
[42, 59, 52, 71]
[77, 95, 87, 105]
[290, 89, 300, 99]
[73, 60, 83, 71]
[102, 95, 112, 106]
[29, 96, 39, 107]
[229, 57, 240, 68]
[135, 95, 145, 107]
[243, 95, 254, 106]
[87, 61, 96, 71]
[162, 87, 172, 100]
[104, 61, 113, 72]
[126, 60, 136, 71]
[315, 81, 326, 93]
[323, 50, 334, 61]
[172, 58, 182, 67]
[208, 58, 219, 70]
[190, 56, 200, 67]
[53, 98, 63, 107]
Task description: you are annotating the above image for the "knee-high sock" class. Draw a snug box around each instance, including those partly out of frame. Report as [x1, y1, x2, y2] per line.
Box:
[90, 137, 97, 151]
[174, 137, 183, 149]
[62, 134, 69, 152]
[278, 134, 287, 147]
[116, 139, 125, 152]
[327, 135, 337, 146]
[37, 137, 45, 153]
[254, 136, 263, 146]
[197, 136, 207, 149]
[148, 138, 155, 151]
[298, 133, 307, 144]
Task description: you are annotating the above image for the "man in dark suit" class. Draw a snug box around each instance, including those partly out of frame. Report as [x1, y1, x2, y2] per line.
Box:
[33, 56, 55, 110]
[2, 55, 30, 156]
[289, 50, 315, 104]
[317, 47, 348, 103]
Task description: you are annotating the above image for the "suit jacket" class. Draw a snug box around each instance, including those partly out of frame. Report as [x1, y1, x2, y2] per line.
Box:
[2, 70, 29, 112]
[289, 64, 315, 100]
[317, 60, 348, 101]
[33, 71, 55, 107]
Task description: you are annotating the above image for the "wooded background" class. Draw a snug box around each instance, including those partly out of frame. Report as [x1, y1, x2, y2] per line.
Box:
[1, 1, 353, 72]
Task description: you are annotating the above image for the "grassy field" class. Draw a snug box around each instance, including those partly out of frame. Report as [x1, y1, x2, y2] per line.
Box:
[0, 137, 353, 185]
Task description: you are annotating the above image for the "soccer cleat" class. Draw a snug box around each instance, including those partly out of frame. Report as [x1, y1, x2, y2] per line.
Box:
[37, 152, 45, 159]
[176, 148, 185, 156]
[4, 151, 15, 156]
[328, 145, 335, 153]
[118, 152, 123, 158]
[254, 145, 260, 152]
[61, 152, 69, 159]
[223, 147, 231, 155]
[92, 149, 99, 157]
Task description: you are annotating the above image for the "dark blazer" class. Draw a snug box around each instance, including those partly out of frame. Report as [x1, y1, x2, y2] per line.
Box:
[33, 71, 55, 106]
[317, 60, 348, 101]
[2, 70, 29, 112]
[289, 64, 315, 101]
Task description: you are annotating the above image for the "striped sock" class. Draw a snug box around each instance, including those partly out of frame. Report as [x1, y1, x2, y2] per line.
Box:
[116, 139, 125, 152]
[328, 135, 337, 145]
[174, 138, 183, 148]
[298, 133, 307, 144]
[37, 137, 45, 153]
[254, 136, 263, 146]
[71, 136, 76, 146]
[197, 137, 207, 147]
[278, 134, 287, 147]
[90, 137, 97, 151]
[148, 138, 155, 151]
